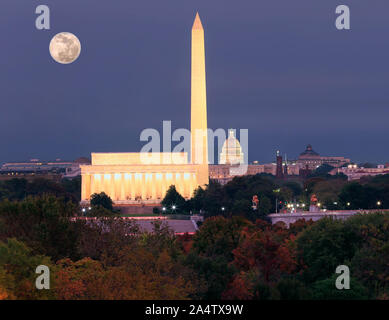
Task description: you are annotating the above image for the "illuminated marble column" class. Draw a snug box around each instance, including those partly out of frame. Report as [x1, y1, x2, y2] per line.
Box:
[98, 173, 103, 194]
[156, 173, 163, 199]
[114, 173, 121, 201]
[176, 173, 183, 196]
[144, 173, 151, 200]
[167, 173, 173, 193]
[172, 172, 177, 192]
[189, 173, 196, 198]
[180, 173, 185, 197]
[86, 174, 91, 200]
[151, 173, 157, 200]
[162, 173, 169, 199]
[129, 173, 135, 200]
[183, 172, 190, 198]
[141, 173, 146, 200]
[134, 173, 141, 199]
[120, 173, 125, 200]
[94, 174, 101, 194]
[90, 174, 96, 196]
[109, 174, 115, 200]
[81, 174, 87, 200]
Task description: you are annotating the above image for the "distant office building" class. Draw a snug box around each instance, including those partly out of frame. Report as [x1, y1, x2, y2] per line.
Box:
[331, 164, 389, 180]
[0, 157, 90, 178]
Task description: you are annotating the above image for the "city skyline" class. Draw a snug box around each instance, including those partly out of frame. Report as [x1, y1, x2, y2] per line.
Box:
[0, 1, 388, 164]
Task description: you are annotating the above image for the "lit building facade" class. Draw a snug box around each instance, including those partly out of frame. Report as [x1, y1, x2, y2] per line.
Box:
[81, 153, 201, 203]
[331, 164, 389, 181]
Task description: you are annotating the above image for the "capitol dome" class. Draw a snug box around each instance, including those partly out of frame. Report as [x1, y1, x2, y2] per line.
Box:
[219, 130, 244, 165]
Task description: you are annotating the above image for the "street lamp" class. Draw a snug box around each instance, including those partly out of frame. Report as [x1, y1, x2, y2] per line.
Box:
[221, 207, 225, 211]
[347, 202, 351, 207]
[162, 207, 166, 213]
[377, 201, 382, 207]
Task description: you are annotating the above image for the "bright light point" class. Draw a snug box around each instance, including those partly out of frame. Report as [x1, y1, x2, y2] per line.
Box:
[172, 205, 176, 210]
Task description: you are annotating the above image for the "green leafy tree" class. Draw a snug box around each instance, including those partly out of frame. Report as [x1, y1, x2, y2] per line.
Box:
[312, 179, 346, 210]
[186, 216, 253, 299]
[276, 278, 312, 300]
[339, 183, 379, 209]
[161, 185, 186, 213]
[0, 195, 80, 261]
[258, 195, 272, 215]
[90, 192, 114, 211]
[0, 238, 54, 299]
[296, 217, 361, 283]
[311, 164, 335, 177]
[311, 275, 368, 300]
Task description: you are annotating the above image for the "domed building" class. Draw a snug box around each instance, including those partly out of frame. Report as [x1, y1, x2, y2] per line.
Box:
[219, 130, 244, 165]
[299, 144, 320, 159]
[297, 144, 350, 170]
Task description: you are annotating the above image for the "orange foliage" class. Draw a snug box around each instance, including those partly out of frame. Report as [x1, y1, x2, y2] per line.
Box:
[0, 287, 8, 300]
[221, 273, 253, 300]
[232, 227, 297, 283]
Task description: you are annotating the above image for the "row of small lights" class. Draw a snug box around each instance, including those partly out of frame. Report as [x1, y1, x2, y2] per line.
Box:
[286, 201, 383, 209]
[162, 205, 176, 212]
[321, 201, 382, 207]
[83, 201, 383, 214]
[287, 203, 306, 208]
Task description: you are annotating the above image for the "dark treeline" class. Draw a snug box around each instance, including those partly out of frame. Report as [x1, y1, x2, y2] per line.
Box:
[162, 172, 389, 219]
[0, 177, 81, 203]
[0, 172, 389, 300]
[0, 194, 388, 299]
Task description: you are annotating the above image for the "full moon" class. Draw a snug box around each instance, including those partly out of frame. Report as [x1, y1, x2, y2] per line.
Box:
[49, 32, 81, 64]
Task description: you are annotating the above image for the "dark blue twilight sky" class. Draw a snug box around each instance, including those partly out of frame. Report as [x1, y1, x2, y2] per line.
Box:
[0, 1, 388, 164]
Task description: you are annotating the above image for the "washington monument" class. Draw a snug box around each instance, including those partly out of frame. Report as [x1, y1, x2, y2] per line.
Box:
[191, 13, 209, 186]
